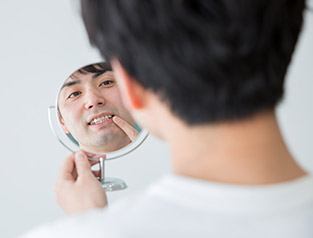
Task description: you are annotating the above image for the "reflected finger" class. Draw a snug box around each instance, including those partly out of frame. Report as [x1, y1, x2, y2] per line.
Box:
[112, 115, 138, 141]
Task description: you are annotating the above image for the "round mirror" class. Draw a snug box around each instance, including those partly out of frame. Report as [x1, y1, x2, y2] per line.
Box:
[48, 62, 148, 191]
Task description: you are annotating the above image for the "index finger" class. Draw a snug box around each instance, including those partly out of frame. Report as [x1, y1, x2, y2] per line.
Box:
[112, 115, 138, 141]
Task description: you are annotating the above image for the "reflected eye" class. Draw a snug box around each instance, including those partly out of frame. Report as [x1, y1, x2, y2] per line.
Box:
[67, 91, 81, 99]
[99, 80, 115, 88]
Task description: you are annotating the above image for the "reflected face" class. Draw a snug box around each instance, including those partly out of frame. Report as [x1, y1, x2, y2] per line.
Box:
[58, 68, 136, 154]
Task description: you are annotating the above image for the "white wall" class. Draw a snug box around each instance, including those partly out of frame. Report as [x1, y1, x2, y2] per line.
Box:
[277, 2, 313, 171]
[0, 1, 311, 237]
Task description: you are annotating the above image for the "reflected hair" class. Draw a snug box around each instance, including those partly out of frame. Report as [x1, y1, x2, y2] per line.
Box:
[72, 62, 112, 78]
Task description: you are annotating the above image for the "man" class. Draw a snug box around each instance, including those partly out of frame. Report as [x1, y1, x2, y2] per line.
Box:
[58, 62, 139, 154]
[22, 0, 313, 237]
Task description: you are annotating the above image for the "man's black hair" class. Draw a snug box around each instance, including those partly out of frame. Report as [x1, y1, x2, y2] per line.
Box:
[81, 0, 305, 125]
[76, 62, 112, 78]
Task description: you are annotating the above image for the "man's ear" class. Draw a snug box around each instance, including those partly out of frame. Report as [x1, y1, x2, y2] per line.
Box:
[58, 113, 70, 134]
[111, 59, 145, 110]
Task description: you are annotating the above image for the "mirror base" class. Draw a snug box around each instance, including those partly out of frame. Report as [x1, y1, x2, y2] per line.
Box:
[101, 177, 127, 192]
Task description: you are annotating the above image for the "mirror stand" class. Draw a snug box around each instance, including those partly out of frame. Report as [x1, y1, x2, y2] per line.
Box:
[99, 157, 127, 191]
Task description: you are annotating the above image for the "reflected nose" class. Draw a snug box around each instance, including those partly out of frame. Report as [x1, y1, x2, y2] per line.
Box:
[84, 90, 106, 110]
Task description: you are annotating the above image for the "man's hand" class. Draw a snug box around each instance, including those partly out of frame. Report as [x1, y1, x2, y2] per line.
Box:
[113, 115, 139, 141]
[54, 151, 107, 215]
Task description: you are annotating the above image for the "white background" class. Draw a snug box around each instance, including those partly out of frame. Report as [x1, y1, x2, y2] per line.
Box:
[0, 1, 312, 237]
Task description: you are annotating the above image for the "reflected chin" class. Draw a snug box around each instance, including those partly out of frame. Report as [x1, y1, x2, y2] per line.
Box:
[82, 129, 131, 153]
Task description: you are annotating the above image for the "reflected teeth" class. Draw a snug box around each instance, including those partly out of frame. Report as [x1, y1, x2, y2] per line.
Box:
[89, 115, 114, 125]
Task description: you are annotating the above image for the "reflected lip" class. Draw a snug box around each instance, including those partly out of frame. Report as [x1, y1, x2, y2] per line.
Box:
[86, 112, 115, 126]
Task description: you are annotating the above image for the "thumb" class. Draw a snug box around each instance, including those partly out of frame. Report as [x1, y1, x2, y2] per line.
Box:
[74, 151, 92, 177]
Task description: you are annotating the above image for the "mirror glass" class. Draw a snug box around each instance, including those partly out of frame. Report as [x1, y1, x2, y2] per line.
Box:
[48, 62, 148, 191]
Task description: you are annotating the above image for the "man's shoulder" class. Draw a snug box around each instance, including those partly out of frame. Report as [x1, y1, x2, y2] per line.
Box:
[19, 191, 150, 238]
[19, 209, 117, 238]
[20, 174, 313, 238]
[18, 177, 171, 238]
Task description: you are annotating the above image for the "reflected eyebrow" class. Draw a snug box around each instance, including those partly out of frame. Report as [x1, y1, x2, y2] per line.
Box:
[60, 80, 81, 91]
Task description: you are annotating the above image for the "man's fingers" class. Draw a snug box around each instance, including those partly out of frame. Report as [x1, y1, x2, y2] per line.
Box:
[89, 158, 100, 166]
[112, 115, 138, 141]
[74, 151, 92, 178]
[59, 154, 76, 182]
[85, 153, 106, 164]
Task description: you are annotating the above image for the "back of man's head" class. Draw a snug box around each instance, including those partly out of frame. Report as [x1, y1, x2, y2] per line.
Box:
[81, 0, 305, 125]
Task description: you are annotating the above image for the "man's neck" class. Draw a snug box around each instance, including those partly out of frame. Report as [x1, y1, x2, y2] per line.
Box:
[168, 111, 307, 185]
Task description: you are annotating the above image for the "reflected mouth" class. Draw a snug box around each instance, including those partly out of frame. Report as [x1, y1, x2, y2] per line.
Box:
[87, 114, 115, 126]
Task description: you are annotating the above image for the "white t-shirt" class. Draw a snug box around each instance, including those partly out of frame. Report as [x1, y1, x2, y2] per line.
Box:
[21, 174, 313, 238]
